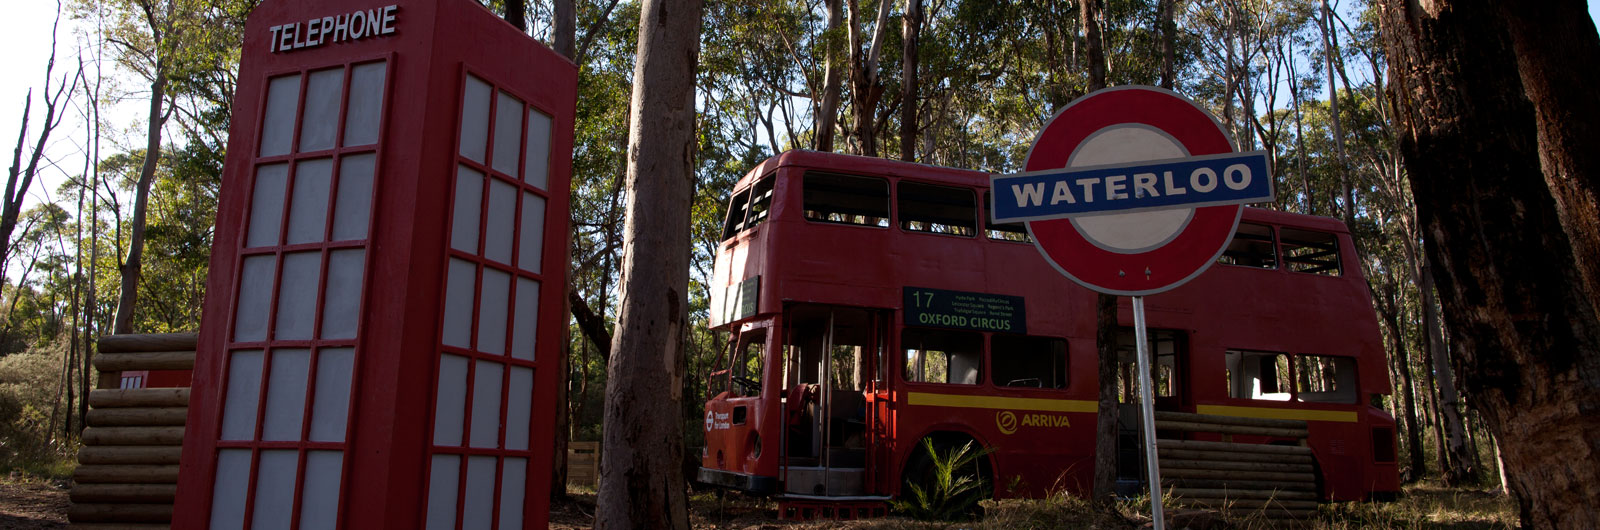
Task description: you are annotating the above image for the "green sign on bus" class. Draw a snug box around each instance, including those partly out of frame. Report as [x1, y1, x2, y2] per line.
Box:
[903, 286, 1026, 334]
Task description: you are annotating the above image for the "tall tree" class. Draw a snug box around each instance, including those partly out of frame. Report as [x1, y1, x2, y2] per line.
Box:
[1380, 2, 1600, 528]
[595, 0, 703, 527]
[815, 0, 845, 151]
[107, 0, 176, 334]
[4, 5, 77, 282]
[846, 0, 892, 157]
[899, 0, 922, 161]
[1081, 0, 1120, 508]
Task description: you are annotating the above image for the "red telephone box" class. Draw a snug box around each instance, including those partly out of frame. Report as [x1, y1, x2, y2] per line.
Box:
[174, 0, 575, 528]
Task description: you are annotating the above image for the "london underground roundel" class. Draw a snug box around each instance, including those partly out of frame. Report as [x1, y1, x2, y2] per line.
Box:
[990, 86, 1274, 296]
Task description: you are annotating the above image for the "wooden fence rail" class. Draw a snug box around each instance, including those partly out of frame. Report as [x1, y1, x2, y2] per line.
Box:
[1155, 411, 1320, 523]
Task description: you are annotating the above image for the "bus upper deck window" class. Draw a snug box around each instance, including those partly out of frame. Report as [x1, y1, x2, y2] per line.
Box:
[902, 328, 981, 385]
[1295, 354, 1356, 404]
[1219, 222, 1276, 268]
[1281, 228, 1341, 275]
[899, 181, 976, 237]
[991, 335, 1066, 389]
[803, 172, 890, 227]
[720, 175, 776, 240]
[720, 187, 751, 240]
[983, 191, 1032, 243]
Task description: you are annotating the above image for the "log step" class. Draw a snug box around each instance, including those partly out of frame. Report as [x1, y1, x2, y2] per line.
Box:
[1160, 458, 1313, 474]
[1154, 420, 1308, 438]
[78, 445, 184, 465]
[67, 525, 171, 530]
[1158, 439, 1312, 456]
[1154, 411, 1308, 430]
[88, 388, 190, 408]
[71, 483, 178, 503]
[1158, 447, 1315, 464]
[1164, 477, 1318, 492]
[94, 351, 195, 371]
[67, 502, 173, 523]
[74, 465, 180, 484]
[1163, 468, 1316, 483]
[82, 426, 185, 446]
[97, 333, 198, 353]
[1169, 487, 1318, 501]
[87, 407, 188, 427]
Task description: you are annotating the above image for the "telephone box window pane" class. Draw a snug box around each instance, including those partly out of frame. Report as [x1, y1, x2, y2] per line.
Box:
[234, 255, 277, 343]
[251, 450, 299, 529]
[331, 153, 375, 241]
[247, 163, 289, 248]
[469, 360, 504, 448]
[484, 178, 517, 264]
[433, 354, 469, 446]
[209, 449, 252, 529]
[504, 366, 532, 450]
[510, 278, 539, 361]
[220, 350, 264, 440]
[498, 457, 527, 529]
[261, 348, 311, 441]
[299, 68, 345, 152]
[298, 451, 344, 530]
[287, 158, 334, 244]
[442, 259, 476, 349]
[451, 165, 485, 253]
[523, 108, 552, 189]
[260, 74, 301, 157]
[462, 456, 497, 530]
[275, 251, 322, 340]
[459, 75, 492, 163]
[424, 455, 460, 530]
[343, 61, 386, 146]
[517, 192, 545, 273]
[492, 91, 524, 175]
[320, 249, 365, 340]
[309, 347, 355, 442]
[477, 268, 510, 355]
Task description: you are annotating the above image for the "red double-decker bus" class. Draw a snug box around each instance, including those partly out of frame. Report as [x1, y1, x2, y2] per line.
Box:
[697, 150, 1399, 515]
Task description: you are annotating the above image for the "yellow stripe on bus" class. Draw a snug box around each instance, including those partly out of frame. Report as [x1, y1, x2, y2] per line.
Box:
[1195, 404, 1358, 423]
[906, 392, 1098, 413]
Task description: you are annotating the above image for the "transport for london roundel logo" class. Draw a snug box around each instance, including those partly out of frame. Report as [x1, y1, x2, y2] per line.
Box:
[996, 411, 1018, 435]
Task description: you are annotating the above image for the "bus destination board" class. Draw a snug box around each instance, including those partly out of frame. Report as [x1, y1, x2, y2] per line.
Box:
[904, 287, 1026, 334]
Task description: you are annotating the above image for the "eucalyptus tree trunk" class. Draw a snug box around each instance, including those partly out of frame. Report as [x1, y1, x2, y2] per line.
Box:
[1421, 260, 1475, 484]
[1080, 0, 1119, 506]
[1318, 0, 1356, 228]
[595, 0, 703, 527]
[846, 0, 891, 157]
[550, 0, 576, 499]
[1157, 0, 1175, 89]
[114, 69, 166, 335]
[815, 0, 844, 151]
[898, 0, 922, 162]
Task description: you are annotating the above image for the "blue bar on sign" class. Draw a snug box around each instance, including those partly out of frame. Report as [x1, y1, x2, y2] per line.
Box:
[990, 151, 1274, 223]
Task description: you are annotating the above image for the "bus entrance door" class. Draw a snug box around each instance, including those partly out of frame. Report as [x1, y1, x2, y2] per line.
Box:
[780, 305, 888, 498]
[1114, 328, 1188, 495]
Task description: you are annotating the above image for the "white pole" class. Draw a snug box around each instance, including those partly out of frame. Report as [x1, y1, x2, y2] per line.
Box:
[1132, 296, 1165, 530]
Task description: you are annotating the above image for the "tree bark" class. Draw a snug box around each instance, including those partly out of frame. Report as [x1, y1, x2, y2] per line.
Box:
[1421, 261, 1475, 484]
[114, 71, 167, 335]
[550, 0, 576, 500]
[815, 0, 844, 151]
[1379, 2, 1600, 528]
[503, 0, 526, 31]
[1319, 0, 1356, 229]
[594, 0, 702, 527]
[1157, 0, 1175, 90]
[553, 0, 575, 58]
[1379, 284, 1426, 482]
[898, 0, 921, 162]
[1082, 0, 1117, 507]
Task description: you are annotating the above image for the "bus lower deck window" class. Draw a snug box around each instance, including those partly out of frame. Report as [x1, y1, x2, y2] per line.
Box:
[1225, 350, 1292, 401]
[991, 335, 1067, 389]
[1281, 228, 1341, 275]
[899, 181, 976, 237]
[902, 328, 980, 385]
[1295, 354, 1357, 403]
[803, 172, 889, 227]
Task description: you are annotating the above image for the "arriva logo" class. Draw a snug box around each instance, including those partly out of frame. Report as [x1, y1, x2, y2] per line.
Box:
[996, 411, 1018, 434]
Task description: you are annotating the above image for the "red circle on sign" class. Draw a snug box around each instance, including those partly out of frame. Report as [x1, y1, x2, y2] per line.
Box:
[1023, 87, 1243, 296]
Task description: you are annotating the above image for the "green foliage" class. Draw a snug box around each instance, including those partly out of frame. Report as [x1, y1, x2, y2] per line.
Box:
[892, 439, 994, 521]
[0, 343, 77, 478]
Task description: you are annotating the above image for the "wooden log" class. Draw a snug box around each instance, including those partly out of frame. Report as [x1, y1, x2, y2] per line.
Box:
[78, 446, 184, 465]
[97, 333, 198, 353]
[1158, 447, 1315, 464]
[1158, 439, 1313, 456]
[94, 351, 195, 371]
[70, 483, 178, 503]
[1155, 411, 1308, 430]
[1164, 477, 1318, 491]
[82, 426, 185, 446]
[1163, 467, 1316, 483]
[88, 407, 188, 427]
[67, 524, 171, 530]
[1155, 420, 1308, 438]
[1160, 458, 1313, 474]
[89, 388, 190, 408]
[1169, 487, 1318, 501]
[1177, 497, 1321, 510]
[67, 502, 173, 523]
[73, 465, 180, 484]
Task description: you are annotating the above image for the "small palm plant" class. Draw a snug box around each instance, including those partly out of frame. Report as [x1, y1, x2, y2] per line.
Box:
[893, 438, 994, 521]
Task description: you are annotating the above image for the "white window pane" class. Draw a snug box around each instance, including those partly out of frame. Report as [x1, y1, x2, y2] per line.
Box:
[331, 154, 375, 241]
[300, 68, 344, 152]
[433, 354, 469, 446]
[343, 61, 386, 146]
[247, 164, 289, 248]
[476, 268, 510, 355]
[287, 158, 334, 244]
[209, 449, 253, 530]
[510, 278, 539, 361]
[274, 251, 322, 340]
[298, 451, 343, 530]
[484, 178, 517, 264]
[251, 450, 299, 529]
[309, 347, 355, 442]
[505, 366, 532, 451]
[498, 457, 526, 529]
[221, 350, 264, 441]
[459, 75, 491, 163]
[425, 455, 460, 530]
[517, 192, 545, 273]
[469, 361, 503, 448]
[262, 348, 311, 441]
[234, 256, 276, 343]
[442, 259, 476, 349]
[462, 456, 496, 530]
[451, 165, 484, 253]
[320, 249, 364, 340]
[492, 91, 524, 175]
[260, 74, 301, 157]
[523, 108, 552, 189]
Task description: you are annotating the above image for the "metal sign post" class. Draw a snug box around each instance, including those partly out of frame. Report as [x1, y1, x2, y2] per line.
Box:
[1131, 296, 1163, 529]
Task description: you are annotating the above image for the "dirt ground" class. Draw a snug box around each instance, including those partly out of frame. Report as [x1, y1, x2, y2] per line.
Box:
[0, 478, 68, 529]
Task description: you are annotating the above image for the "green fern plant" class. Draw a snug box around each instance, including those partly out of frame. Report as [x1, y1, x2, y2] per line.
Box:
[892, 438, 994, 521]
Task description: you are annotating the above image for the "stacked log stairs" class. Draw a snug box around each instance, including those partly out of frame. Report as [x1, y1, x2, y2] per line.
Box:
[69, 333, 197, 529]
[1155, 411, 1319, 523]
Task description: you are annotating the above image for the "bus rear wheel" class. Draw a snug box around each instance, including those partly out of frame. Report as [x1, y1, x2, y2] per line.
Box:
[897, 436, 990, 520]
